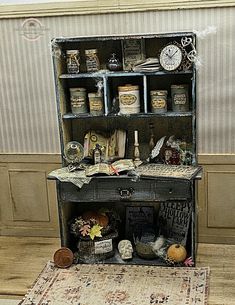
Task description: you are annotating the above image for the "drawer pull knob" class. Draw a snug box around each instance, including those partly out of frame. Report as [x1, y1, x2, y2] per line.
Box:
[118, 187, 134, 199]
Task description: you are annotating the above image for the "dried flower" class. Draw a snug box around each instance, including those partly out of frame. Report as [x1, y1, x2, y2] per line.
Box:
[70, 215, 103, 240]
[79, 224, 91, 236]
[89, 224, 103, 240]
[184, 256, 194, 267]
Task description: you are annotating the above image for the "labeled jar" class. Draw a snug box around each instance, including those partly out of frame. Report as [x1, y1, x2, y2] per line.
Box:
[150, 90, 167, 113]
[171, 84, 189, 112]
[118, 84, 140, 114]
[69, 88, 87, 114]
[85, 49, 100, 72]
[66, 50, 80, 74]
[88, 93, 104, 116]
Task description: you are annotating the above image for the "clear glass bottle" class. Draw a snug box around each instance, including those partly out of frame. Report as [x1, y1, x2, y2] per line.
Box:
[85, 49, 100, 72]
[66, 50, 80, 74]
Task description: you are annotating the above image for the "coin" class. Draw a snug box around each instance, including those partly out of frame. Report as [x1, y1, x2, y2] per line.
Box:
[53, 247, 74, 268]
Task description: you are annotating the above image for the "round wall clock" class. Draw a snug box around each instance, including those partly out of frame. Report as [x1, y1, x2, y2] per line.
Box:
[159, 44, 183, 71]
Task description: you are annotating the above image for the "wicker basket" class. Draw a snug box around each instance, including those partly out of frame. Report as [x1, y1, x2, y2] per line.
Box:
[77, 230, 118, 263]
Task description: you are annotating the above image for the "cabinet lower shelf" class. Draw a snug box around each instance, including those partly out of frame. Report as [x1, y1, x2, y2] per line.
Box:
[73, 250, 194, 267]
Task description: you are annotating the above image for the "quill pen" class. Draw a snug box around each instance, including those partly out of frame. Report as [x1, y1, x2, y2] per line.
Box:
[150, 136, 166, 159]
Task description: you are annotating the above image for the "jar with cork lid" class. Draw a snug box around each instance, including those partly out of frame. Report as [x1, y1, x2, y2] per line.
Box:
[150, 90, 168, 113]
[118, 84, 140, 114]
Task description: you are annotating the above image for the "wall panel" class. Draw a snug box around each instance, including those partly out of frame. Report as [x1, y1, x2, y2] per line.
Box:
[9, 170, 50, 222]
[198, 155, 235, 244]
[207, 172, 235, 228]
[0, 7, 235, 153]
[0, 155, 60, 237]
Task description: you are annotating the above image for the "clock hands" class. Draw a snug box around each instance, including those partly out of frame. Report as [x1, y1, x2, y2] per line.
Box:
[165, 48, 179, 60]
[168, 49, 179, 59]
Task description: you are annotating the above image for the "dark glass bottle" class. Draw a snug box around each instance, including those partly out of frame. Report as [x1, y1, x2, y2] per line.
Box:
[93, 144, 102, 164]
[107, 53, 122, 71]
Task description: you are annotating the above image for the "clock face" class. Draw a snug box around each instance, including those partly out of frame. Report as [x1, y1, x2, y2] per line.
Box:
[159, 44, 183, 71]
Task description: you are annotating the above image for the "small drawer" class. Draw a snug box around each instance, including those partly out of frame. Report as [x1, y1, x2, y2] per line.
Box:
[59, 181, 97, 202]
[154, 179, 191, 200]
[96, 178, 156, 201]
[59, 178, 157, 202]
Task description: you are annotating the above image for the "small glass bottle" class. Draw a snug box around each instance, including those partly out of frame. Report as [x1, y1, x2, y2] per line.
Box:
[66, 50, 80, 74]
[93, 144, 102, 164]
[85, 49, 100, 72]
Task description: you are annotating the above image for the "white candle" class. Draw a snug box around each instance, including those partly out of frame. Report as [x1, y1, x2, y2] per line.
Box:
[134, 130, 138, 144]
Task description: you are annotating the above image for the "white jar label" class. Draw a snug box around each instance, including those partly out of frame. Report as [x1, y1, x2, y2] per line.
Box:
[94, 239, 113, 254]
[174, 93, 186, 105]
[120, 94, 137, 105]
[152, 98, 166, 109]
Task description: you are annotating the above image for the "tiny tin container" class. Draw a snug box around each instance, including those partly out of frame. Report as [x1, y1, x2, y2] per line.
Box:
[69, 88, 87, 114]
[66, 50, 80, 74]
[118, 84, 140, 114]
[171, 84, 189, 112]
[88, 93, 104, 116]
[150, 90, 168, 113]
[85, 49, 100, 72]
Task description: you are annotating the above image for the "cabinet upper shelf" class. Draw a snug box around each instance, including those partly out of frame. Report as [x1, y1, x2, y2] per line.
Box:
[59, 70, 193, 79]
[62, 111, 194, 120]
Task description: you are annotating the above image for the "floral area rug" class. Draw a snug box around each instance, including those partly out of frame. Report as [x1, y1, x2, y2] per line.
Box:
[19, 261, 209, 305]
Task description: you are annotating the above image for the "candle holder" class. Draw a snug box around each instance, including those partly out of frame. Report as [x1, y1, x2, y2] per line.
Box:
[149, 123, 155, 152]
[134, 130, 140, 162]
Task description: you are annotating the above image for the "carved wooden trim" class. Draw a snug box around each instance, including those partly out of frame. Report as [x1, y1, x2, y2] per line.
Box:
[0, 154, 61, 164]
[198, 154, 235, 164]
[0, 0, 234, 19]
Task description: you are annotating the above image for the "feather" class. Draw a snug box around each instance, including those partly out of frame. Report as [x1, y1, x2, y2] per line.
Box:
[150, 236, 165, 252]
[150, 136, 166, 159]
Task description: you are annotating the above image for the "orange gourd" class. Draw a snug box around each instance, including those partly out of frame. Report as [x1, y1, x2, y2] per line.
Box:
[167, 244, 187, 263]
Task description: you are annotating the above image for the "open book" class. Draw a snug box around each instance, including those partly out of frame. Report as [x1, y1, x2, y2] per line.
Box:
[84, 129, 126, 162]
[85, 159, 135, 176]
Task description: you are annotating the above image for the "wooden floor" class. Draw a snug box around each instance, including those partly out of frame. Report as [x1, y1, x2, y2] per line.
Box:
[0, 237, 234, 305]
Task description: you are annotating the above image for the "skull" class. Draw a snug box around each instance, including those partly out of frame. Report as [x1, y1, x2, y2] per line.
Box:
[118, 240, 133, 260]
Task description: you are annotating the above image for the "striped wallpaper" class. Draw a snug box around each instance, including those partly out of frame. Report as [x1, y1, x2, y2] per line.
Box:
[0, 7, 234, 153]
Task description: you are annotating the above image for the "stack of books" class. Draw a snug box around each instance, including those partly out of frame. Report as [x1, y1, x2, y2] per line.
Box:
[132, 58, 161, 72]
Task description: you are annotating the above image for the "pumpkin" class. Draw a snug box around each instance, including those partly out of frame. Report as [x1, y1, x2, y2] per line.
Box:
[82, 211, 98, 221]
[167, 244, 187, 263]
[96, 213, 109, 228]
[82, 211, 109, 228]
